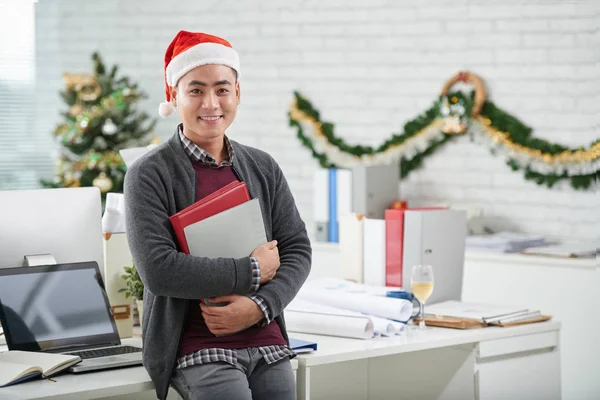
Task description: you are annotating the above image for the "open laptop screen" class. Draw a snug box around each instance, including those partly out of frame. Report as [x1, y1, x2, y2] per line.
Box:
[0, 262, 120, 352]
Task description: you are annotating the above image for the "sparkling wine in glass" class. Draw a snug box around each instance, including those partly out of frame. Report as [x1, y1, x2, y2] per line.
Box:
[411, 264, 434, 330]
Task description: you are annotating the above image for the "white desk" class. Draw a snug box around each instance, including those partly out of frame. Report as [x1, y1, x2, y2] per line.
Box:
[311, 242, 591, 399]
[0, 326, 559, 400]
[0, 365, 158, 400]
[0, 338, 298, 400]
[462, 251, 598, 400]
[292, 321, 561, 400]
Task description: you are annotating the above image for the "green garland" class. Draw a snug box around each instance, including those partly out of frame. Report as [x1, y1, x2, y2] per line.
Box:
[289, 91, 598, 190]
[482, 100, 599, 189]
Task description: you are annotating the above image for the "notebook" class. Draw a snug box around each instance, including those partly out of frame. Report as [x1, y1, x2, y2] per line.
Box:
[170, 181, 250, 254]
[521, 244, 596, 258]
[0, 351, 81, 387]
[0, 262, 143, 373]
[425, 300, 530, 323]
[289, 338, 317, 354]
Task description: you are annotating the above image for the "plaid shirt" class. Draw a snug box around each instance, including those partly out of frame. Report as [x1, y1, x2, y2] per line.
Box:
[176, 127, 293, 369]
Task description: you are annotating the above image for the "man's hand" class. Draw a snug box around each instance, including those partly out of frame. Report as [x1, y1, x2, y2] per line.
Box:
[200, 295, 264, 336]
[251, 240, 280, 284]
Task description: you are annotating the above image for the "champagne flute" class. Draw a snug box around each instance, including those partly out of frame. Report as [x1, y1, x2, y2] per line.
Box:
[411, 264, 434, 330]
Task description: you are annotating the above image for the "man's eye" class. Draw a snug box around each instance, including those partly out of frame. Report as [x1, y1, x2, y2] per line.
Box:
[218, 88, 229, 94]
[191, 89, 200, 94]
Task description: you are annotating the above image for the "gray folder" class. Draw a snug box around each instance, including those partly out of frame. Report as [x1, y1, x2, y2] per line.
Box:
[352, 164, 400, 219]
[184, 198, 267, 258]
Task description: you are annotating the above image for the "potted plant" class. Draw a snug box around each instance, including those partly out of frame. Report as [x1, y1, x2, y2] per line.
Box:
[119, 263, 144, 328]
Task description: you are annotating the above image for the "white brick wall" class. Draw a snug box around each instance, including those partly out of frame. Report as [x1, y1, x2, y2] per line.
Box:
[35, 0, 598, 244]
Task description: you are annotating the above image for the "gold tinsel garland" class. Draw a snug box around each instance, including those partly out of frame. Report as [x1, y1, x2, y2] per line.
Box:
[290, 70, 598, 172]
[289, 105, 446, 165]
[478, 117, 599, 164]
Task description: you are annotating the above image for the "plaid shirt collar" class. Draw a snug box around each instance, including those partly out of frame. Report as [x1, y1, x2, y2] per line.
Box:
[178, 124, 234, 167]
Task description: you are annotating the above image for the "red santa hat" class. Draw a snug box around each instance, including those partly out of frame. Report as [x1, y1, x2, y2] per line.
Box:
[158, 30, 240, 118]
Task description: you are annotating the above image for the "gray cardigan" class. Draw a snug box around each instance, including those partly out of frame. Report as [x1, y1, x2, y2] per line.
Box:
[124, 129, 312, 400]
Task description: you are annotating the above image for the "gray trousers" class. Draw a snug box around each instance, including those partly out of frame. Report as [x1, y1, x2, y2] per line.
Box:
[170, 348, 296, 400]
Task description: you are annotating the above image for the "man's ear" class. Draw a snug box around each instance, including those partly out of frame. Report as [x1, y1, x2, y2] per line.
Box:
[169, 86, 178, 107]
[235, 81, 241, 105]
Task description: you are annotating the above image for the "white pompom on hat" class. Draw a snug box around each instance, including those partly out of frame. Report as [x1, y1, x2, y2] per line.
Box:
[158, 30, 240, 118]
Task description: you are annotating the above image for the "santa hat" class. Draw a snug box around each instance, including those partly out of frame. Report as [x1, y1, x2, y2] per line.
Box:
[158, 30, 240, 118]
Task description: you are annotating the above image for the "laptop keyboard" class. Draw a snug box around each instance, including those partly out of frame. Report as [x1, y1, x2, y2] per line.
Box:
[66, 345, 142, 360]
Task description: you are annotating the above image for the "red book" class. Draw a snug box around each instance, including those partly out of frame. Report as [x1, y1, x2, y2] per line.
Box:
[385, 207, 445, 287]
[169, 181, 250, 254]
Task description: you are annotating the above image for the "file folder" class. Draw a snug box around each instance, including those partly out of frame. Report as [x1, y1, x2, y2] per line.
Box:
[169, 181, 250, 254]
[289, 338, 318, 353]
[183, 198, 267, 259]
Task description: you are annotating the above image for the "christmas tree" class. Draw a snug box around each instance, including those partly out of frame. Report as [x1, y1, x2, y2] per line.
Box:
[42, 52, 157, 197]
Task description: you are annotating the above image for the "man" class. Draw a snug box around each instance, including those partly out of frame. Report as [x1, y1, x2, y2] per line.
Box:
[124, 30, 311, 400]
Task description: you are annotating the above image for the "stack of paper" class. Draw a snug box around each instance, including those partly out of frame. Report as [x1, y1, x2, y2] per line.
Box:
[426, 300, 545, 326]
[102, 193, 126, 233]
[521, 243, 597, 258]
[466, 231, 546, 253]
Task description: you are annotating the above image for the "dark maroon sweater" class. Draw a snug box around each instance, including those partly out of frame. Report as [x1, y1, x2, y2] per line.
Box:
[178, 161, 286, 357]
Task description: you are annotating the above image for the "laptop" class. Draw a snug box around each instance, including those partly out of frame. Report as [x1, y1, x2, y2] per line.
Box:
[0, 261, 143, 373]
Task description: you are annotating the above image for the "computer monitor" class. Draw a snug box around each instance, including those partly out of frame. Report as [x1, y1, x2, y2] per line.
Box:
[0, 187, 104, 270]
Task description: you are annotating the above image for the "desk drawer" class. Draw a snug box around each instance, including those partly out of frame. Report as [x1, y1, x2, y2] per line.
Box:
[478, 331, 559, 359]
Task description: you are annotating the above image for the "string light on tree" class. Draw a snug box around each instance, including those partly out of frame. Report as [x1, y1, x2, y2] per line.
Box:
[102, 118, 118, 135]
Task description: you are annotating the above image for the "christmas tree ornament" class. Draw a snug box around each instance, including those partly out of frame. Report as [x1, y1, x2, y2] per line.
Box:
[64, 72, 102, 102]
[78, 78, 102, 102]
[69, 104, 83, 116]
[63, 73, 86, 90]
[93, 172, 113, 193]
[63, 176, 81, 188]
[102, 119, 118, 135]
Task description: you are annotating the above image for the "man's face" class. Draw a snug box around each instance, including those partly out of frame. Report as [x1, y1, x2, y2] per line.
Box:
[171, 64, 240, 142]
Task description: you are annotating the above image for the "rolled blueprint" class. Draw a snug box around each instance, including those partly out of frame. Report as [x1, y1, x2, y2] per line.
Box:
[297, 278, 414, 322]
[285, 311, 374, 340]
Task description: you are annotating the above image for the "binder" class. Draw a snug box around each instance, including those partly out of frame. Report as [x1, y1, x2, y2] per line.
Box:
[328, 169, 338, 242]
[402, 209, 467, 305]
[169, 181, 250, 254]
[336, 168, 352, 225]
[363, 218, 386, 286]
[339, 213, 364, 283]
[184, 198, 267, 259]
[313, 168, 352, 243]
[385, 207, 444, 287]
[313, 169, 329, 242]
[385, 209, 404, 287]
[351, 164, 400, 219]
